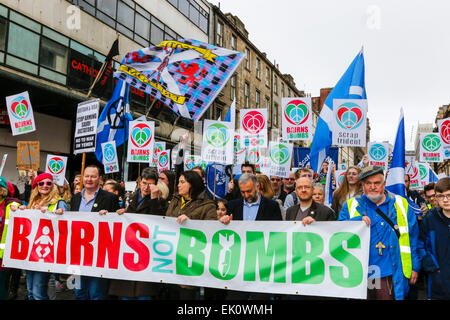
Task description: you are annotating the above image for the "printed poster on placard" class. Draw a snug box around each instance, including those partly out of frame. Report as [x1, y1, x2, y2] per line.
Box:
[45, 154, 68, 186]
[437, 118, 450, 159]
[259, 156, 271, 176]
[419, 133, 443, 163]
[201, 120, 233, 165]
[331, 99, 367, 147]
[127, 120, 155, 163]
[157, 150, 170, 173]
[409, 164, 421, 190]
[73, 99, 99, 154]
[335, 169, 347, 189]
[367, 142, 389, 171]
[151, 141, 166, 167]
[282, 97, 313, 141]
[268, 141, 293, 178]
[418, 162, 430, 188]
[184, 154, 202, 171]
[240, 108, 268, 149]
[405, 155, 416, 176]
[233, 132, 246, 164]
[247, 147, 262, 165]
[5, 91, 36, 136]
[101, 141, 119, 174]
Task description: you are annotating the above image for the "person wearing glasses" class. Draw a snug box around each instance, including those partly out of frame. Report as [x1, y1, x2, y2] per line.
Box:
[270, 175, 287, 205]
[419, 177, 450, 300]
[10, 173, 68, 300]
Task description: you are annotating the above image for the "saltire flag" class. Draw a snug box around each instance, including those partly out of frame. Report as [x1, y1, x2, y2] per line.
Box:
[386, 108, 406, 198]
[95, 79, 133, 162]
[114, 39, 245, 121]
[429, 165, 439, 183]
[310, 48, 366, 172]
[205, 163, 230, 200]
[225, 98, 236, 129]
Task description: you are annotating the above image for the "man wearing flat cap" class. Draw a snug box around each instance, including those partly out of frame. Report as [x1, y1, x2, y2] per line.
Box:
[338, 166, 421, 300]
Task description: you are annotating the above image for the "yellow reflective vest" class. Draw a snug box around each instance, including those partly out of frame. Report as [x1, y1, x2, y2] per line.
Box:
[346, 195, 412, 279]
[0, 201, 20, 259]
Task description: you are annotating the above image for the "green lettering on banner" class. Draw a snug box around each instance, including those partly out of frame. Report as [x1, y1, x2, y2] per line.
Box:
[244, 232, 287, 283]
[291, 232, 325, 284]
[209, 230, 241, 280]
[329, 232, 363, 288]
[175, 228, 206, 276]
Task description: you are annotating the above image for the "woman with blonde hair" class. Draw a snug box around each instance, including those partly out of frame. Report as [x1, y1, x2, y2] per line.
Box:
[14, 173, 68, 300]
[256, 174, 286, 220]
[331, 166, 363, 215]
[57, 181, 72, 209]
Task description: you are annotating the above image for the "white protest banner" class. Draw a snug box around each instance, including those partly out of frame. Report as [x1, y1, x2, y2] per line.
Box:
[157, 149, 170, 173]
[184, 154, 202, 171]
[335, 169, 347, 189]
[419, 133, 444, 163]
[332, 99, 367, 147]
[417, 162, 430, 188]
[5, 91, 36, 136]
[3, 210, 370, 300]
[240, 108, 268, 149]
[201, 120, 234, 165]
[127, 120, 155, 163]
[268, 141, 293, 178]
[0, 154, 7, 176]
[101, 141, 119, 174]
[437, 118, 450, 159]
[151, 141, 166, 167]
[367, 142, 389, 171]
[45, 154, 68, 186]
[282, 97, 313, 141]
[405, 155, 416, 175]
[233, 132, 247, 164]
[73, 99, 99, 154]
[247, 147, 262, 165]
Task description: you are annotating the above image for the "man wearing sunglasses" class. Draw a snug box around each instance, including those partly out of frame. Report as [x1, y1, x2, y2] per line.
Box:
[419, 177, 450, 300]
[270, 175, 287, 205]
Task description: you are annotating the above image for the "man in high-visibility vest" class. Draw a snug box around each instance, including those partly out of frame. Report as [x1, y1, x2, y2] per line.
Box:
[338, 166, 421, 300]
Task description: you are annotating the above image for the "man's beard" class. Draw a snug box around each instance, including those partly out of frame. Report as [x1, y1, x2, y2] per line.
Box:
[246, 192, 259, 204]
[367, 193, 384, 204]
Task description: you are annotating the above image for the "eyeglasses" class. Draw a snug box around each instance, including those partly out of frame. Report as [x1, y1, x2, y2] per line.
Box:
[436, 194, 450, 201]
[426, 194, 436, 199]
[38, 181, 53, 187]
[270, 178, 281, 182]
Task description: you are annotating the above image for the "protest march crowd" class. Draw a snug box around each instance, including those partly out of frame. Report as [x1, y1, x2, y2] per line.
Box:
[0, 152, 449, 301]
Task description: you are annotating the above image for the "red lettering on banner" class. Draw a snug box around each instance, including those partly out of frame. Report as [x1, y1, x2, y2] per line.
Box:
[70, 221, 95, 266]
[96, 222, 122, 269]
[287, 126, 308, 134]
[123, 223, 150, 272]
[10, 217, 32, 260]
[29, 219, 55, 263]
[56, 220, 68, 265]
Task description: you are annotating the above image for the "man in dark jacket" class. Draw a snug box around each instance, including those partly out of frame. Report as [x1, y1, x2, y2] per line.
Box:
[70, 165, 120, 300]
[286, 177, 335, 224]
[419, 177, 450, 300]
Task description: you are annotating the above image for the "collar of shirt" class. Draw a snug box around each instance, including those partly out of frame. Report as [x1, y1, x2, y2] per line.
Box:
[243, 193, 261, 207]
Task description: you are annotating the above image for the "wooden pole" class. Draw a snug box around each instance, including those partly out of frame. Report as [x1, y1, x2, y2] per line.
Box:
[80, 152, 86, 189]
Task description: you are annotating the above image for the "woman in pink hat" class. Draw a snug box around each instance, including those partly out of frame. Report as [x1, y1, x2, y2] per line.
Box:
[12, 173, 68, 300]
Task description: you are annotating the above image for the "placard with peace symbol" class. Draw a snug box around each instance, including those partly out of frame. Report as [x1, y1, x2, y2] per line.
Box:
[17, 141, 40, 170]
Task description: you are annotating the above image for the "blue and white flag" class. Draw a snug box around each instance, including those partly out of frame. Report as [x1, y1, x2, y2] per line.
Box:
[324, 160, 334, 207]
[310, 49, 366, 172]
[95, 79, 133, 163]
[205, 163, 230, 200]
[225, 98, 236, 130]
[429, 166, 439, 183]
[386, 108, 406, 198]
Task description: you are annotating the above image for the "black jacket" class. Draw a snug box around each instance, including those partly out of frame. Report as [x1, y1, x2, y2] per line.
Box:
[285, 201, 336, 221]
[70, 188, 120, 212]
[126, 190, 168, 216]
[227, 195, 282, 221]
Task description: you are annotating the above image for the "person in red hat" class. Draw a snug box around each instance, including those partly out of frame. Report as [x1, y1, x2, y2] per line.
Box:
[11, 173, 68, 300]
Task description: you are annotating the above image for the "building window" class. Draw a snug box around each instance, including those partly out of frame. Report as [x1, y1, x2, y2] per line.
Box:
[150, 23, 164, 45]
[135, 13, 150, 44]
[216, 21, 223, 46]
[230, 74, 236, 100]
[117, 1, 135, 30]
[0, 17, 6, 51]
[97, 0, 117, 18]
[231, 34, 237, 50]
[178, 0, 190, 17]
[281, 83, 285, 97]
[8, 23, 40, 63]
[256, 58, 261, 79]
[274, 76, 278, 95]
[265, 67, 270, 87]
[272, 102, 278, 127]
[255, 89, 260, 107]
[40, 37, 68, 74]
[244, 82, 250, 108]
[245, 47, 250, 70]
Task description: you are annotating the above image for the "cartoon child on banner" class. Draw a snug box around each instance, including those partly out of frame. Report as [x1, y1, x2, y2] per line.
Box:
[29, 220, 55, 263]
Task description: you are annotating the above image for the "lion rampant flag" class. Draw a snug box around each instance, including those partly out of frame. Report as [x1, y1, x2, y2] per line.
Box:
[114, 39, 245, 121]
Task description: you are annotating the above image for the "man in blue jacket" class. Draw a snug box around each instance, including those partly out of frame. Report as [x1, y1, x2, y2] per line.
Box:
[339, 166, 421, 300]
[419, 177, 450, 300]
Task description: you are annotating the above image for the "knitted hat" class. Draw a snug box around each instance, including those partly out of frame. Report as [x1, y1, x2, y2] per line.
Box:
[0, 176, 7, 191]
[32, 173, 54, 189]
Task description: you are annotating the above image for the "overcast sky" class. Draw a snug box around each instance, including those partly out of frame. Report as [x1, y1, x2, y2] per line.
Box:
[209, 0, 450, 150]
